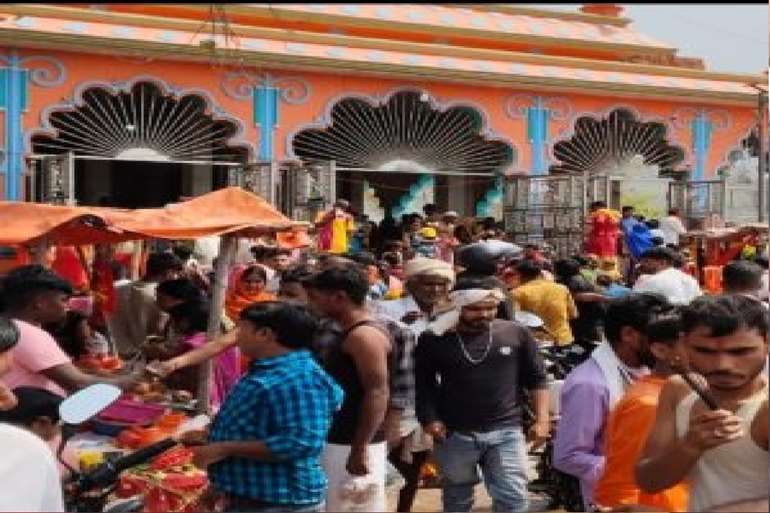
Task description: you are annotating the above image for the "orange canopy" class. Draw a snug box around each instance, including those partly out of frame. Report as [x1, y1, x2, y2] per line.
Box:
[0, 187, 305, 246]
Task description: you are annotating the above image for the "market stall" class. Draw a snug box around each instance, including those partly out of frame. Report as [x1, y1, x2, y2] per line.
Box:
[679, 223, 769, 293]
[0, 187, 307, 512]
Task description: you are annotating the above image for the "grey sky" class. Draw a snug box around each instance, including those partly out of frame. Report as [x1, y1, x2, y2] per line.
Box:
[519, 4, 768, 74]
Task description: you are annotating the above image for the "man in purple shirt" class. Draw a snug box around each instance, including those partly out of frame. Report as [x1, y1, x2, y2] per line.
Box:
[552, 293, 671, 509]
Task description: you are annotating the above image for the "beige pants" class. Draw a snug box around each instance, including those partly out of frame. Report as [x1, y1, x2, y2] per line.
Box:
[321, 442, 387, 512]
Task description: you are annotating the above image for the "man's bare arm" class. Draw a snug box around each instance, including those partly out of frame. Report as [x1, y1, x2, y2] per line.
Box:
[635, 378, 704, 493]
[42, 363, 138, 393]
[345, 326, 390, 458]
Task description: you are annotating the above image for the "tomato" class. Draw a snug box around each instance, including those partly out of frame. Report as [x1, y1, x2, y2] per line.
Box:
[145, 487, 171, 513]
[157, 413, 187, 433]
[161, 473, 208, 491]
[116, 474, 146, 498]
[79, 356, 102, 370]
[100, 356, 123, 370]
[116, 429, 142, 449]
[136, 427, 165, 448]
[151, 446, 194, 470]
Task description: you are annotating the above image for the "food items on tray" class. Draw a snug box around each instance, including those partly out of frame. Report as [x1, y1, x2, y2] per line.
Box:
[77, 354, 124, 373]
[115, 426, 167, 449]
[117, 445, 209, 512]
[151, 446, 194, 471]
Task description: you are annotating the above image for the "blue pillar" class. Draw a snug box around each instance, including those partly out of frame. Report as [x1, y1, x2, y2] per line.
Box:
[253, 86, 278, 161]
[691, 113, 712, 181]
[1, 51, 28, 200]
[528, 97, 549, 175]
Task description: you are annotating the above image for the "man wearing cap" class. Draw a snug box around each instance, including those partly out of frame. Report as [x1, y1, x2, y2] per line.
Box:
[415, 280, 549, 512]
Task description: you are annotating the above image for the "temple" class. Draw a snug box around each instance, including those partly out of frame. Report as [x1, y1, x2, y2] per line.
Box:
[0, 3, 764, 224]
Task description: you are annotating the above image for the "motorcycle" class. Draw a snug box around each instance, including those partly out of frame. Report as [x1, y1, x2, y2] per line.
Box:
[517, 311, 597, 512]
[57, 384, 179, 513]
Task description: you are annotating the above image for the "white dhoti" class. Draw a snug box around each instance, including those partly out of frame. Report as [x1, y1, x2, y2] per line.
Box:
[321, 442, 387, 512]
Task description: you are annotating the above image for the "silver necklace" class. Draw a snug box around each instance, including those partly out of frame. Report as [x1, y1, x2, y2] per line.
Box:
[456, 328, 493, 365]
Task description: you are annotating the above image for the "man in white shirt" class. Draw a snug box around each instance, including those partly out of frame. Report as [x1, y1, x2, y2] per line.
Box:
[0, 316, 65, 512]
[373, 257, 456, 512]
[659, 208, 688, 247]
[374, 257, 456, 338]
[633, 247, 701, 305]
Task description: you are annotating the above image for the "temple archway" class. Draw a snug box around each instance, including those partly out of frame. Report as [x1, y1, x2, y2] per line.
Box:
[27, 79, 252, 207]
[289, 89, 516, 219]
[549, 108, 685, 177]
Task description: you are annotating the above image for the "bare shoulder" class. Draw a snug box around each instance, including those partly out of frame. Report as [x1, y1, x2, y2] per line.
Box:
[343, 324, 391, 352]
[658, 375, 692, 407]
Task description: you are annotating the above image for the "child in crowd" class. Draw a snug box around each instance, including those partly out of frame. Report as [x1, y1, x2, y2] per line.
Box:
[414, 226, 439, 259]
[0, 387, 64, 443]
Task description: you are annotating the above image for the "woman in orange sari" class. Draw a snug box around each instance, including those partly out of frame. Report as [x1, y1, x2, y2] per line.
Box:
[225, 265, 276, 321]
[225, 265, 276, 370]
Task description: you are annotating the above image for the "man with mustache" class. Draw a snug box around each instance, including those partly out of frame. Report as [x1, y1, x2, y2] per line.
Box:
[636, 295, 769, 512]
[415, 280, 549, 512]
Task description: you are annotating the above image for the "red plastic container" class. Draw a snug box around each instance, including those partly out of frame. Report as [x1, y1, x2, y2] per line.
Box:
[97, 398, 166, 425]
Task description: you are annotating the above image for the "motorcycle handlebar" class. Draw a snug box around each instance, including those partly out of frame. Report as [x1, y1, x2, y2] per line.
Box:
[73, 438, 177, 492]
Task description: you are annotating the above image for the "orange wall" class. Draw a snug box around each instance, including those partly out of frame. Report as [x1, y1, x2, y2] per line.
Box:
[21, 48, 756, 178]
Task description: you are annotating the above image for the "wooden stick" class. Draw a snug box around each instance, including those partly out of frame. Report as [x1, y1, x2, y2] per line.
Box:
[196, 235, 237, 415]
[671, 360, 719, 410]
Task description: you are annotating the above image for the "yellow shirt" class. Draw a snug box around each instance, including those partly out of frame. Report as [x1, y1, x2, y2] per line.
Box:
[512, 279, 577, 345]
[315, 211, 355, 254]
[330, 216, 355, 254]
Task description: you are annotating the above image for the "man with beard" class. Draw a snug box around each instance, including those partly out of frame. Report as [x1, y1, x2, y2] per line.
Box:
[636, 295, 768, 512]
[594, 312, 689, 512]
[415, 281, 549, 512]
[553, 293, 671, 509]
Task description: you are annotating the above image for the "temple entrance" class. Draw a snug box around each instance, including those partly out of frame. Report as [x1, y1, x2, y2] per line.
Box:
[291, 90, 516, 220]
[27, 79, 251, 206]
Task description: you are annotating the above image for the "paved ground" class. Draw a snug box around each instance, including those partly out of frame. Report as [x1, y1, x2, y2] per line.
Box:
[388, 452, 564, 512]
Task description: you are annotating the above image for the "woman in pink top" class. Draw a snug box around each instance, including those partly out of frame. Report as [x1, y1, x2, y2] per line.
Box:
[167, 300, 239, 411]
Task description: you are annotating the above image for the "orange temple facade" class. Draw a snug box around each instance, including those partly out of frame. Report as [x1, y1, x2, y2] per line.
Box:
[0, 4, 764, 220]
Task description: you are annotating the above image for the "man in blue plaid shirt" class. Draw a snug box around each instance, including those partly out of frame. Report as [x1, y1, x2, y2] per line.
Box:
[189, 302, 343, 512]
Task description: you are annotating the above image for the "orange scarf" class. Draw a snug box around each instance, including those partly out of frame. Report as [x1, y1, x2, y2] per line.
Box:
[224, 287, 276, 322]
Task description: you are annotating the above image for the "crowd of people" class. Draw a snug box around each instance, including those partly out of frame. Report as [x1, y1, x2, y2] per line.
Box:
[0, 200, 768, 513]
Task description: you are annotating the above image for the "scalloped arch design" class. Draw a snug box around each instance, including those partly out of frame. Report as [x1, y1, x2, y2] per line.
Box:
[288, 88, 517, 175]
[549, 108, 685, 176]
[28, 76, 255, 162]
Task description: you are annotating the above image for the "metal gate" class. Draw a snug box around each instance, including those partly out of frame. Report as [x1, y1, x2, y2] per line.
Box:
[228, 160, 336, 222]
[586, 174, 622, 210]
[285, 160, 336, 223]
[27, 152, 76, 205]
[668, 180, 726, 229]
[227, 161, 278, 205]
[503, 174, 584, 257]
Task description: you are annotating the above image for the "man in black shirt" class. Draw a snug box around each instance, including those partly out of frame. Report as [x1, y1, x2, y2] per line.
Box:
[415, 282, 549, 512]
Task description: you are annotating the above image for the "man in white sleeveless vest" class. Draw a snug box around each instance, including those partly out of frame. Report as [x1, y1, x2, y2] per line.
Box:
[636, 295, 769, 512]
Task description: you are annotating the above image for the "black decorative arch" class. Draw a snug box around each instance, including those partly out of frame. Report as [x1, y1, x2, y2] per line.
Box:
[550, 108, 684, 176]
[291, 90, 515, 175]
[31, 80, 251, 162]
